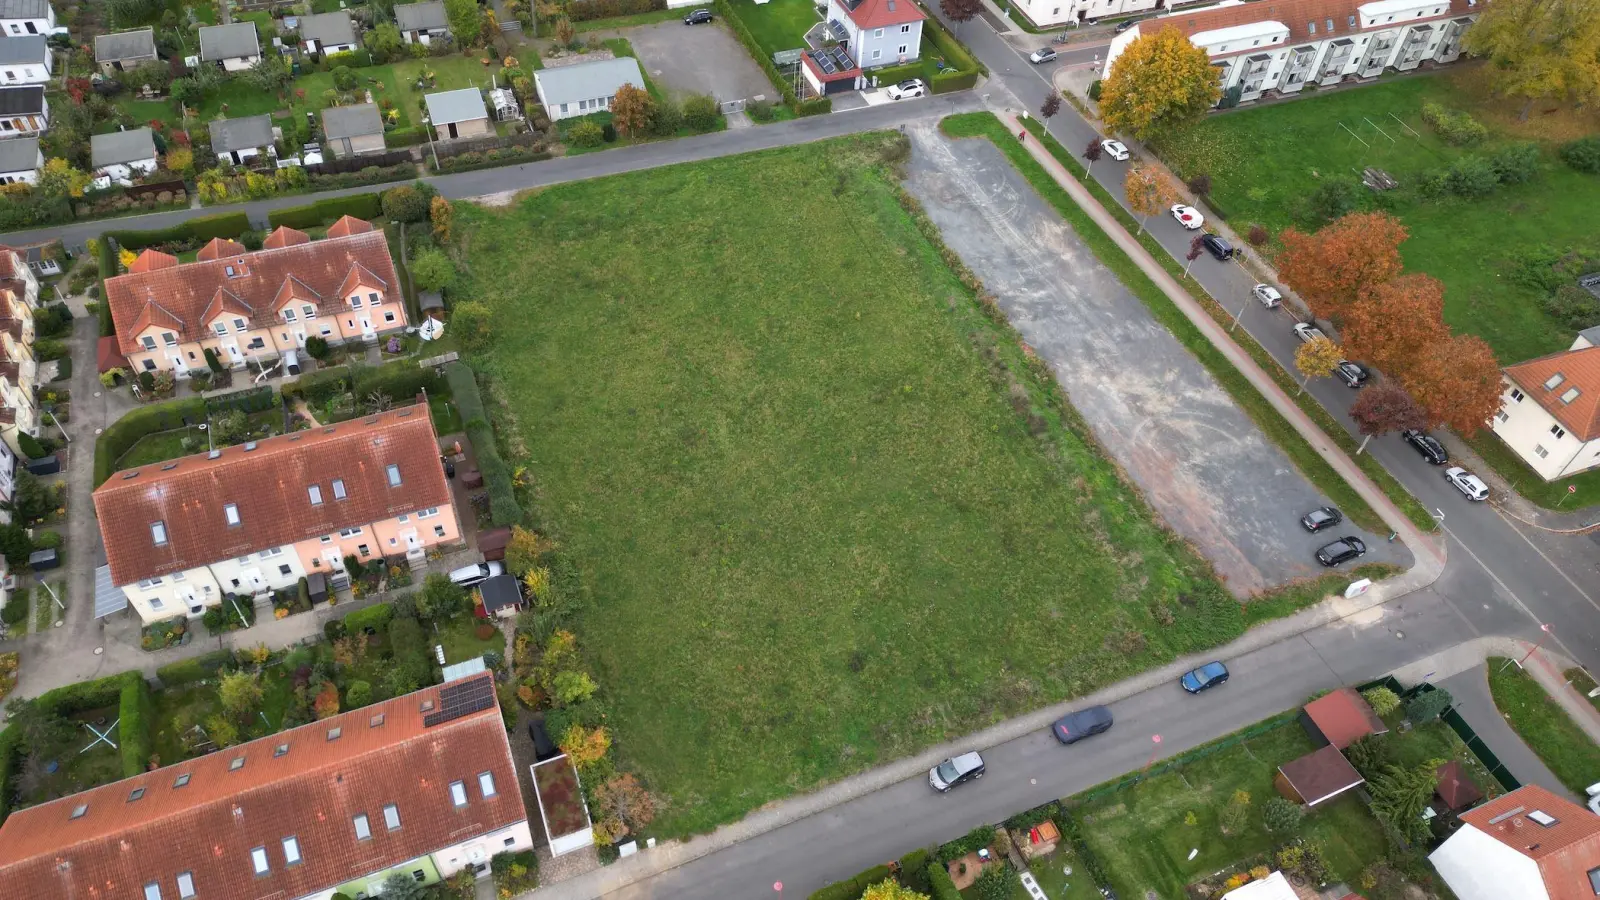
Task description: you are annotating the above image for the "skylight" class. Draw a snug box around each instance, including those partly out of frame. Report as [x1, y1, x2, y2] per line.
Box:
[282, 836, 301, 866]
[274, 743, 289, 758]
[354, 813, 371, 840]
[308, 485, 323, 506]
[1562, 387, 1581, 404]
[1545, 373, 1566, 390]
[151, 521, 168, 546]
[70, 804, 87, 820]
[332, 478, 347, 500]
[250, 847, 268, 875]
[173, 773, 191, 788]
[384, 803, 401, 830]
[128, 787, 145, 802]
[386, 464, 402, 487]
[229, 756, 245, 771]
[327, 726, 342, 741]
[1529, 809, 1558, 826]
[449, 780, 468, 807]
[224, 503, 240, 527]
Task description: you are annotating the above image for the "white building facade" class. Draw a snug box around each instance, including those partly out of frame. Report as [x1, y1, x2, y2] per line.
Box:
[0, 0, 57, 37]
[1014, 0, 1211, 29]
[1490, 333, 1600, 481]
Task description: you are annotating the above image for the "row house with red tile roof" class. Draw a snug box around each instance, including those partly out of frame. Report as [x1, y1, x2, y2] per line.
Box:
[1489, 326, 1600, 481]
[104, 217, 409, 379]
[1102, 0, 1478, 105]
[1430, 784, 1600, 900]
[0, 673, 536, 900]
[92, 402, 462, 624]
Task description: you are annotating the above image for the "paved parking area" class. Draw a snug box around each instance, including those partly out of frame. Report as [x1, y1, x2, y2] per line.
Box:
[622, 21, 776, 104]
[902, 124, 1411, 596]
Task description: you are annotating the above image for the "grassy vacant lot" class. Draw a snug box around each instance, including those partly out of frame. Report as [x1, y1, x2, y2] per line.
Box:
[454, 134, 1266, 836]
[1159, 73, 1598, 365]
[1487, 657, 1600, 795]
[731, 0, 820, 56]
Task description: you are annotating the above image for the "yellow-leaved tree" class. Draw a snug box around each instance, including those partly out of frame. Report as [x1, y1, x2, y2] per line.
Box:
[1123, 162, 1181, 235]
[37, 157, 89, 199]
[611, 84, 654, 138]
[1463, 0, 1600, 120]
[861, 881, 929, 900]
[118, 248, 138, 271]
[1100, 26, 1221, 142]
[1293, 336, 1344, 395]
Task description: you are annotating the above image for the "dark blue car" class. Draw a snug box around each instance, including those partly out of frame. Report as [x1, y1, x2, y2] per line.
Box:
[1180, 661, 1229, 694]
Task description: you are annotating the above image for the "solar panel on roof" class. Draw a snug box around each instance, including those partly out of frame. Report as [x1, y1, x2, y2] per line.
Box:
[832, 47, 854, 69]
[424, 675, 495, 727]
[815, 52, 836, 75]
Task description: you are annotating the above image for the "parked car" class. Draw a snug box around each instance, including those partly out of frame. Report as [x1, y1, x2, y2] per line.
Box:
[448, 560, 505, 587]
[1334, 361, 1368, 388]
[1114, 17, 1139, 32]
[1252, 284, 1282, 308]
[1201, 233, 1233, 260]
[1170, 204, 1204, 230]
[1101, 139, 1129, 161]
[683, 8, 713, 24]
[1444, 466, 1490, 501]
[1402, 429, 1449, 465]
[1315, 535, 1367, 567]
[1292, 322, 1328, 344]
[1300, 506, 1343, 533]
[1029, 47, 1058, 63]
[1052, 705, 1114, 744]
[885, 79, 926, 101]
[929, 751, 985, 791]
[1181, 661, 1229, 693]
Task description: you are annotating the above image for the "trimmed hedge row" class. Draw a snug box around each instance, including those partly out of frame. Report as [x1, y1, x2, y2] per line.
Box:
[94, 396, 207, 486]
[105, 212, 252, 251]
[0, 670, 149, 824]
[928, 863, 962, 900]
[446, 361, 523, 526]
[715, 0, 796, 105]
[119, 675, 154, 777]
[568, 0, 664, 21]
[435, 149, 553, 174]
[96, 236, 117, 337]
[280, 360, 446, 411]
[206, 384, 277, 415]
[267, 193, 385, 230]
[795, 97, 832, 116]
[343, 601, 395, 635]
[156, 650, 233, 686]
[923, 16, 982, 95]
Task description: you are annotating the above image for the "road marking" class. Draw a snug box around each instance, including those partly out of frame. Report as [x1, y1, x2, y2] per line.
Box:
[1491, 505, 1600, 617]
[1441, 522, 1588, 660]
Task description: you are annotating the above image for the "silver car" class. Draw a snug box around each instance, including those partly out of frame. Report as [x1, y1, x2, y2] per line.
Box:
[929, 751, 984, 792]
[1444, 466, 1489, 501]
[448, 560, 505, 587]
[1252, 284, 1282, 308]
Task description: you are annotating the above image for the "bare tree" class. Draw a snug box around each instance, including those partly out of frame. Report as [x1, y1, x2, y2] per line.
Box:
[941, 0, 982, 35]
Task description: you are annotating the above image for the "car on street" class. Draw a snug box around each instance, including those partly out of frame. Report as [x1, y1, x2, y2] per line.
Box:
[1114, 17, 1139, 31]
[1334, 361, 1369, 388]
[1402, 429, 1449, 465]
[1181, 661, 1229, 693]
[1444, 466, 1490, 501]
[1201, 233, 1234, 260]
[1292, 322, 1328, 344]
[1300, 506, 1343, 533]
[1252, 284, 1282, 308]
[448, 560, 505, 587]
[929, 751, 985, 791]
[1029, 47, 1058, 63]
[1170, 204, 1204, 230]
[1101, 139, 1129, 161]
[1052, 705, 1114, 744]
[885, 79, 926, 101]
[683, 8, 713, 23]
[1315, 535, 1367, 566]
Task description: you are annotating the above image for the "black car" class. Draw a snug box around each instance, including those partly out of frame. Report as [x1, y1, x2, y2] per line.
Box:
[1402, 429, 1449, 465]
[683, 8, 712, 23]
[1201, 233, 1233, 260]
[1300, 506, 1342, 533]
[1334, 361, 1368, 388]
[1114, 17, 1139, 32]
[1315, 535, 1368, 567]
[1052, 705, 1114, 744]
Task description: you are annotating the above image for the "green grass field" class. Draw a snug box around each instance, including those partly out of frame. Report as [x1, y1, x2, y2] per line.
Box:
[1158, 74, 1595, 365]
[1487, 657, 1600, 795]
[730, 0, 820, 56]
[453, 134, 1266, 836]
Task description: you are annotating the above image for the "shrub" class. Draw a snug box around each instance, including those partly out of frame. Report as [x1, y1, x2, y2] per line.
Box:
[386, 614, 433, 691]
[1362, 686, 1401, 717]
[935, 826, 995, 864]
[649, 99, 683, 137]
[566, 0, 664, 20]
[567, 120, 604, 148]
[1262, 796, 1304, 833]
[974, 866, 1010, 900]
[305, 335, 330, 360]
[1345, 733, 1394, 780]
[1559, 135, 1600, 173]
[1088, 79, 1102, 101]
[1, 590, 28, 626]
[1543, 283, 1600, 331]
[267, 193, 384, 229]
[1405, 686, 1453, 722]
[410, 247, 455, 292]
[381, 183, 435, 223]
[927, 863, 961, 900]
[324, 618, 348, 641]
[343, 601, 395, 635]
[1303, 176, 1360, 224]
[809, 865, 892, 900]
[1187, 173, 1212, 195]
[15, 431, 45, 460]
[346, 680, 373, 707]
[1488, 141, 1541, 185]
[1444, 155, 1500, 199]
[1247, 224, 1269, 246]
[683, 95, 721, 132]
[1420, 101, 1487, 146]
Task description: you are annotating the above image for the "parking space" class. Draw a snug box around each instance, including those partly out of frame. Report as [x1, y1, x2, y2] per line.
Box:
[903, 124, 1410, 596]
[622, 21, 776, 104]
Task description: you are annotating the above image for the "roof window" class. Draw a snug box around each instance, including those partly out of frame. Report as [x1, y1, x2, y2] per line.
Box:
[370, 713, 385, 728]
[128, 787, 145, 802]
[308, 484, 323, 506]
[1529, 809, 1558, 826]
[161, 463, 178, 471]
[229, 756, 245, 771]
[177, 873, 195, 899]
[1545, 373, 1565, 390]
[122, 471, 140, 480]
[479, 771, 497, 797]
[243, 441, 257, 451]
[332, 478, 347, 500]
[386, 464, 402, 486]
[70, 803, 88, 820]
[208, 449, 221, 460]
[250, 846, 269, 875]
[327, 726, 342, 741]
[173, 773, 191, 788]
[1562, 387, 1581, 404]
[144, 883, 162, 900]
[283, 836, 301, 866]
[274, 743, 289, 757]
[383, 803, 401, 830]
[151, 521, 168, 546]
[354, 813, 372, 839]
[450, 780, 468, 807]
[224, 503, 240, 527]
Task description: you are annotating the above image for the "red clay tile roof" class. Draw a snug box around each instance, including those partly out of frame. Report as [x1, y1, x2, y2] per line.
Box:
[1459, 785, 1600, 900]
[0, 246, 17, 281]
[838, 0, 925, 29]
[195, 237, 247, 261]
[97, 335, 127, 373]
[326, 215, 376, 238]
[106, 227, 399, 356]
[1277, 745, 1363, 805]
[1165, 0, 1475, 47]
[1434, 759, 1483, 810]
[262, 225, 311, 249]
[0, 675, 527, 900]
[128, 248, 179, 273]
[92, 402, 451, 587]
[1504, 347, 1600, 442]
[1304, 687, 1387, 750]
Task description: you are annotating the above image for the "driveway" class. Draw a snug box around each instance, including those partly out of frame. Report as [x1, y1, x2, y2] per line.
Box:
[902, 125, 1409, 596]
[621, 21, 776, 104]
[1440, 665, 1578, 802]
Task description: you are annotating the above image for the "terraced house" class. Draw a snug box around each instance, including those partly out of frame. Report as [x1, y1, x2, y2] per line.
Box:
[0, 243, 39, 450]
[0, 673, 534, 899]
[105, 216, 407, 376]
[92, 402, 460, 624]
[1102, 0, 1479, 105]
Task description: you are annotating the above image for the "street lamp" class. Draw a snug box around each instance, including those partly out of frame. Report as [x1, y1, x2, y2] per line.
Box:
[421, 115, 440, 172]
[1142, 734, 1163, 772]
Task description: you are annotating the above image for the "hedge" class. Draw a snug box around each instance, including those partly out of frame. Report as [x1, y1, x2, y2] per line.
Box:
[0, 670, 151, 822]
[930, 70, 978, 93]
[871, 62, 923, 85]
[927, 863, 962, 900]
[714, 0, 796, 105]
[118, 675, 154, 777]
[96, 236, 118, 336]
[387, 125, 428, 147]
[795, 97, 832, 116]
[899, 849, 932, 894]
[106, 212, 252, 250]
[807, 864, 892, 900]
[156, 649, 233, 686]
[343, 601, 395, 634]
[281, 360, 446, 411]
[52, 356, 72, 382]
[446, 361, 523, 525]
[923, 16, 981, 77]
[435, 148, 553, 174]
[94, 396, 208, 486]
[207, 384, 277, 415]
[568, 0, 664, 21]
[281, 365, 354, 406]
[267, 193, 385, 230]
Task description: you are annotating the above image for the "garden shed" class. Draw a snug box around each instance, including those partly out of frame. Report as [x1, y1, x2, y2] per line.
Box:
[478, 573, 523, 618]
[1275, 745, 1363, 807]
[1301, 687, 1387, 750]
[1434, 760, 1483, 812]
[530, 754, 596, 857]
[1220, 870, 1298, 900]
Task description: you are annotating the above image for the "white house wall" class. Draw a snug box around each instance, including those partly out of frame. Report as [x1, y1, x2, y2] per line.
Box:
[0, 160, 40, 185]
[124, 566, 225, 622]
[1429, 825, 1551, 900]
[1015, 0, 1212, 28]
[207, 545, 307, 598]
[1490, 379, 1600, 481]
[1, 6, 56, 37]
[434, 821, 535, 877]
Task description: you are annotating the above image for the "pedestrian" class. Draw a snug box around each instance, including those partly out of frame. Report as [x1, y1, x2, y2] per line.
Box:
[1018, 130, 1027, 142]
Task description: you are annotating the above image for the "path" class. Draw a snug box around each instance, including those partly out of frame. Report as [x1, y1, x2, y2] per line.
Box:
[1440, 664, 1576, 802]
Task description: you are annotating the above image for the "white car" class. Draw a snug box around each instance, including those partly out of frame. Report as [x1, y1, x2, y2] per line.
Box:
[1029, 47, 1058, 64]
[1444, 466, 1490, 501]
[1252, 284, 1282, 308]
[1292, 322, 1328, 344]
[448, 560, 505, 587]
[1101, 139, 1129, 161]
[885, 79, 926, 101]
[1170, 204, 1204, 230]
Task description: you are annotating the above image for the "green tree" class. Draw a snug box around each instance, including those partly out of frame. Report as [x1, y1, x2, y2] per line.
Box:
[973, 868, 1009, 900]
[10, 470, 54, 522]
[365, 22, 403, 62]
[381, 871, 425, 900]
[331, 65, 359, 92]
[552, 669, 598, 705]
[1405, 687, 1453, 723]
[444, 0, 482, 45]
[414, 572, 466, 622]
[36, 158, 90, 200]
[204, 713, 239, 748]
[682, 94, 721, 132]
[245, 52, 295, 96]
[1463, 0, 1600, 120]
[410, 247, 455, 292]
[1099, 25, 1221, 141]
[1370, 759, 1445, 844]
[382, 184, 431, 222]
[450, 300, 494, 351]
[219, 670, 264, 719]
[1262, 796, 1303, 833]
[0, 523, 33, 565]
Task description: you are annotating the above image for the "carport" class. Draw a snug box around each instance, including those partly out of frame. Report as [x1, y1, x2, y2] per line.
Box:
[800, 46, 862, 96]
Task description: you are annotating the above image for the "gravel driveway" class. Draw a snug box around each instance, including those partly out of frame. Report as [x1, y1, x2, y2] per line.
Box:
[620, 21, 776, 104]
[902, 124, 1410, 596]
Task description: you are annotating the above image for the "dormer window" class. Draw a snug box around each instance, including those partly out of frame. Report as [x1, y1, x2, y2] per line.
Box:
[302, 304, 316, 319]
[350, 295, 364, 309]
[142, 335, 156, 350]
[162, 332, 177, 345]
[224, 503, 240, 527]
[233, 318, 248, 332]
[214, 323, 228, 337]
[1545, 373, 1566, 390]
[368, 292, 380, 305]
[151, 521, 168, 546]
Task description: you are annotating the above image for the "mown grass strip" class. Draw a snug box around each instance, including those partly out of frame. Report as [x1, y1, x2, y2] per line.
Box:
[1488, 657, 1600, 795]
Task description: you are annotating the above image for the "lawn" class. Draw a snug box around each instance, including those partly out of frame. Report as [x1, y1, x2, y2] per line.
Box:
[114, 410, 284, 474]
[1157, 72, 1598, 365]
[437, 617, 506, 666]
[452, 133, 1256, 836]
[730, 0, 820, 57]
[1487, 657, 1600, 795]
[15, 705, 125, 807]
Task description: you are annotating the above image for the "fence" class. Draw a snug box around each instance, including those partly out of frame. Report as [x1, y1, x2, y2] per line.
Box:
[306, 150, 415, 176]
[1361, 675, 1521, 792]
[125, 179, 188, 201]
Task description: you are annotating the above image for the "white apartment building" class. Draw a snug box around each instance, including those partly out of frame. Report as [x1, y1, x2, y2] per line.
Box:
[1013, 0, 1211, 30]
[1489, 326, 1600, 481]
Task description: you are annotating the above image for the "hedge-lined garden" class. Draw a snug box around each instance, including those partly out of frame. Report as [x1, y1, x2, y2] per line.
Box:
[446, 361, 522, 526]
[266, 193, 386, 230]
[715, 0, 831, 116]
[0, 670, 150, 824]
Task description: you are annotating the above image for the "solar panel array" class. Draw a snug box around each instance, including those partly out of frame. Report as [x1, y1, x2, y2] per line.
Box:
[829, 46, 855, 70]
[810, 45, 857, 76]
[814, 50, 837, 75]
[424, 674, 495, 727]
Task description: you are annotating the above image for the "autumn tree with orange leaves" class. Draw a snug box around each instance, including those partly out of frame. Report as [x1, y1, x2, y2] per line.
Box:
[1276, 212, 1409, 321]
[1406, 335, 1504, 435]
[1342, 273, 1450, 380]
